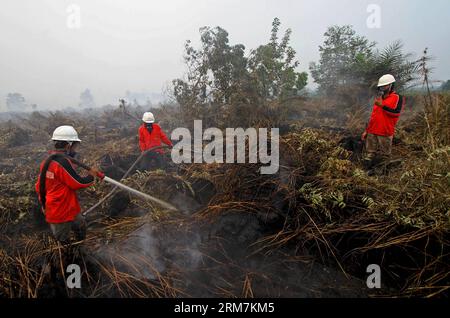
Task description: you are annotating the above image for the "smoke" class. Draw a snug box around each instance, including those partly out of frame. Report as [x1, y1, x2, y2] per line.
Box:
[96, 224, 165, 280]
[168, 191, 202, 215]
[55, 147, 369, 296]
[94, 220, 204, 282]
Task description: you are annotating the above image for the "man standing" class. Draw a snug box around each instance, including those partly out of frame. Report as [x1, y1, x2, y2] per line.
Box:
[139, 112, 173, 170]
[35, 125, 101, 244]
[361, 74, 405, 169]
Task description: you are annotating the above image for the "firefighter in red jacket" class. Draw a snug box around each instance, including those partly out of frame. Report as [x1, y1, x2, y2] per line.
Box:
[35, 126, 101, 243]
[361, 74, 405, 168]
[139, 112, 173, 170]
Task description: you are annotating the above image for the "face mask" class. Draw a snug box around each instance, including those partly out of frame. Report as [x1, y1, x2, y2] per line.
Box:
[146, 123, 153, 133]
[378, 85, 391, 96]
[67, 142, 78, 158]
[67, 150, 77, 158]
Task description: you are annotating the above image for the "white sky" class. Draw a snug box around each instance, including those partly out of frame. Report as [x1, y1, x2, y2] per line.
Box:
[0, 0, 449, 110]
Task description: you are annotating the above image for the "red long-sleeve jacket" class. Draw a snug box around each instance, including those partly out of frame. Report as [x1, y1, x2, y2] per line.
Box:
[35, 151, 94, 224]
[366, 91, 405, 137]
[138, 123, 172, 153]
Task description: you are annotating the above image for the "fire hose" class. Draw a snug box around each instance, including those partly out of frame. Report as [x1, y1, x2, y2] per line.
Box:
[81, 145, 175, 216]
[81, 145, 204, 216]
[68, 153, 178, 213]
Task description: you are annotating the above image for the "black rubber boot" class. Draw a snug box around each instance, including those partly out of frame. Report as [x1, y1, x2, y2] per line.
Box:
[362, 158, 373, 170]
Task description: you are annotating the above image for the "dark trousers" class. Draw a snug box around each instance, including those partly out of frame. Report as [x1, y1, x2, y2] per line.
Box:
[49, 213, 86, 244]
[139, 151, 166, 171]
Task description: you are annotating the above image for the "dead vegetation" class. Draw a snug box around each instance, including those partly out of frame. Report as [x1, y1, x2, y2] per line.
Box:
[0, 92, 448, 298]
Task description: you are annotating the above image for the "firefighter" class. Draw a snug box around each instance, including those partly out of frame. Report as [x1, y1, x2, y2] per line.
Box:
[138, 112, 173, 170]
[35, 125, 101, 244]
[361, 74, 405, 170]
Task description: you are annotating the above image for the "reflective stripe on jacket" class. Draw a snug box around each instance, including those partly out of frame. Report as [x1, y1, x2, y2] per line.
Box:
[35, 151, 94, 224]
[366, 91, 405, 137]
[138, 123, 172, 153]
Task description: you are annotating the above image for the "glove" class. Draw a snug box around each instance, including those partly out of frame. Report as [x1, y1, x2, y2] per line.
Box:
[361, 131, 368, 141]
[89, 168, 105, 180]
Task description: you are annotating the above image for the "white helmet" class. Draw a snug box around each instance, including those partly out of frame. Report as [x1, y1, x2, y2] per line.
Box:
[377, 74, 396, 87]
[142, 112, 155, 123]
[51, 125, 81, 142]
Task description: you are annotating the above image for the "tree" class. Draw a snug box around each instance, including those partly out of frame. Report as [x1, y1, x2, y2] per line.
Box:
[310, 25, 375, 95]
[358, 40, 420, 91]
[79, 89, 95, 108]
[172, 18, 308, 126]
[248, 17, 308, 100]
[441, 80, 450, 91]
[172, 26, 253, 125]
[310, 25, 419, 97]
[173, 26, 249, 107]
[6, 93, 27, 112]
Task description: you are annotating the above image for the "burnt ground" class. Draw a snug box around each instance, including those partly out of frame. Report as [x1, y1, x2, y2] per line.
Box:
[72, 152, 371, 298]
[0, 138, 371, 298]
[4, 103, 445, 298]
